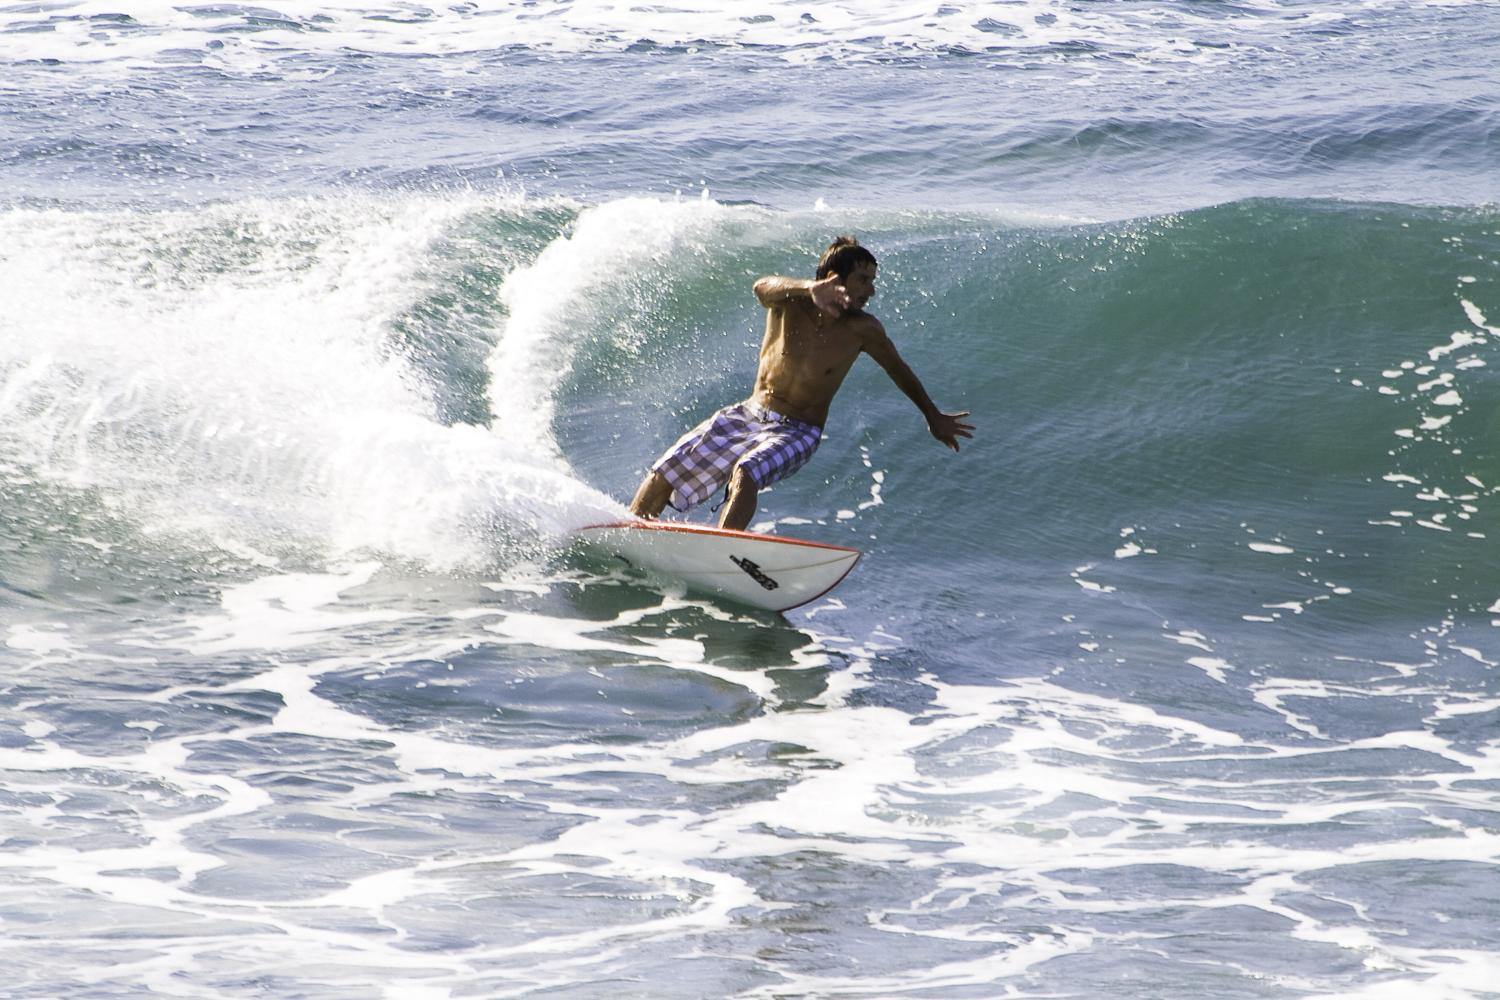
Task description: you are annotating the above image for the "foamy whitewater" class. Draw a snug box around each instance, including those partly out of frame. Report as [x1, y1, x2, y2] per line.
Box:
[4, 3, 1500, 998]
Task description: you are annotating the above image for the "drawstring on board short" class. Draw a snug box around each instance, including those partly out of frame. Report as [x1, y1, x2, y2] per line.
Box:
[709, 481, 732, 514]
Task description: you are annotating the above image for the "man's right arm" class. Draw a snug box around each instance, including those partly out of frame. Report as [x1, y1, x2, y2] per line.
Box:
[754, 275, 848, 315]
[753, 276, 811, 307]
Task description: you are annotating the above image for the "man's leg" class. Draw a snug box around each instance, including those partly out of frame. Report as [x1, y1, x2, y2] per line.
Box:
[718, 466, 758, 531]
[629, 470, 672, 519]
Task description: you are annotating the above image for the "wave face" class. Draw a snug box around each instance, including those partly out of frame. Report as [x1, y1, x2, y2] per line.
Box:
[10, 194, 1494, 594]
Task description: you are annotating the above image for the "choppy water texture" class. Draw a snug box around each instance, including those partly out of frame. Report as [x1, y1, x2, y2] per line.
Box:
[4, 3, 1500, 998]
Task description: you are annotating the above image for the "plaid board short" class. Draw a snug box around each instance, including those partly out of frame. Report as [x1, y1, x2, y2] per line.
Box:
[651, 400, 823, 512]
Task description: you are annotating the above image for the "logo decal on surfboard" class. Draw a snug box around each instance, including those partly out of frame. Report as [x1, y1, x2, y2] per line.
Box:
[729, 555, 779, 591]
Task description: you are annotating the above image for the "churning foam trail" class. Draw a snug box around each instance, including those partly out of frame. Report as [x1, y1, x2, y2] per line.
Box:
[0, 192, 618, 567]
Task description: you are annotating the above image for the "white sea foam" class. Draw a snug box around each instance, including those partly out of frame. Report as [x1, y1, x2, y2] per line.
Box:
[0, 192, 621, 568]
[9, 567, 1500, 998]
[1187, 655, 1233, 682]
[1370, 294, 1499, 555]
[1461, 298, 1498, 334]
[0, 0, 1378, 73]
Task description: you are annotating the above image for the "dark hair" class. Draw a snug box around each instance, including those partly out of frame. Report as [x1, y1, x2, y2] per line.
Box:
[815, 236, 877, 281]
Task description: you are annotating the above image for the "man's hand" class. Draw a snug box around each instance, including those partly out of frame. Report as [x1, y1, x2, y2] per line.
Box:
[928, 411, 975, 452]
[810, 274, 850, 317]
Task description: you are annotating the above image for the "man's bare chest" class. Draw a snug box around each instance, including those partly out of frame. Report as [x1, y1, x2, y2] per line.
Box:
[770, 322, 862, 373]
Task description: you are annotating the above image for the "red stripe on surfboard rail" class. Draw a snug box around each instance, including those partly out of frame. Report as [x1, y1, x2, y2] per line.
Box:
[578, 520, 861, 555]
[776, 555, 861, 613]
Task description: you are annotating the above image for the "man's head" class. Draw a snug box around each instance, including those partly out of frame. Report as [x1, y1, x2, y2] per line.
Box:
[816, 236, 878, 313]
[816, 236, 878, 282]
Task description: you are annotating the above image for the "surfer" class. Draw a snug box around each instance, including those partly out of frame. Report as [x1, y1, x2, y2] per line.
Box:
[629, 236, 974, 531]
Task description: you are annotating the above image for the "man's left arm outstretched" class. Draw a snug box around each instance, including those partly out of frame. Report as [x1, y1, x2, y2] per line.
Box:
[860, 319, 975, 452]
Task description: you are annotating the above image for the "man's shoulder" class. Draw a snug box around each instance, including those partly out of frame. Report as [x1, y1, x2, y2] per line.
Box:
[846, 311, 888, 341]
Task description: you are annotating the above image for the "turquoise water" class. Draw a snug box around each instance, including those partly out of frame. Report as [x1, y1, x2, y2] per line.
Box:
[4, 4, 1500, 998]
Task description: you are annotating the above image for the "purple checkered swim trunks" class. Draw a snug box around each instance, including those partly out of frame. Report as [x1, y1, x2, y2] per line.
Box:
[651, 400, 823, 512]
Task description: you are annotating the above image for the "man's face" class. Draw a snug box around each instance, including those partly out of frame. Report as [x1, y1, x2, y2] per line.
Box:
[842, 262, 877, 313]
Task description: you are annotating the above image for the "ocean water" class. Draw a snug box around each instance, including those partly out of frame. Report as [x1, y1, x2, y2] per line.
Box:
[4, 3, 1500, 997]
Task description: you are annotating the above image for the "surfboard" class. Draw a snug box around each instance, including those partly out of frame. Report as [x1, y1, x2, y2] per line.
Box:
[575, 520, 860, 613]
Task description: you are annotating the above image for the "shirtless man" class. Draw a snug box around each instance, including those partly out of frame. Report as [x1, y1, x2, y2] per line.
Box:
[629, 236, 974, 531]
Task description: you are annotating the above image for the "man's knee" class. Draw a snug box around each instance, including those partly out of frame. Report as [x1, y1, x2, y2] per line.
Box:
[630, 470, 671, 517]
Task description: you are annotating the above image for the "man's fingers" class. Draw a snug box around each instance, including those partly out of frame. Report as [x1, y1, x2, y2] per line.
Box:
[813, 281, 850, 315]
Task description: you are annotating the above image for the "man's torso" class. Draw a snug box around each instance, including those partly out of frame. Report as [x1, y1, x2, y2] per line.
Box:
[751, 298, 872, 427]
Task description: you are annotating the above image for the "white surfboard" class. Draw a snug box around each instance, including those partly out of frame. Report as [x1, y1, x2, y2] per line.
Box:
[575, 520, 860, 613]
